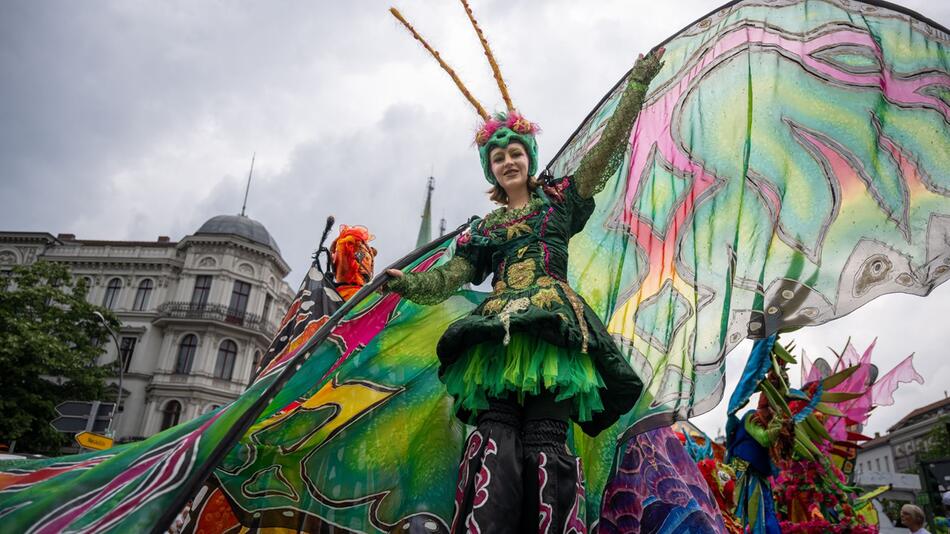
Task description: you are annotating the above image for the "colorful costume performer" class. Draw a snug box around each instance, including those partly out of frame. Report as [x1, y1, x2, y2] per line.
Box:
[388, 4, 661, 529]
[390, 129, 652, 433]
[254, 221, 375, 377]
[724, 336, 923, 534]
[330, 225, 377, 301]
[674, 422, 743, 533]
[771, 340, 923, 534]
[725, 337, 795, 534]
[727, 403, 784, 534]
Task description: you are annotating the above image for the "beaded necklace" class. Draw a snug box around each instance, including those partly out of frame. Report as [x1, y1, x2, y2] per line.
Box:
[482, 195, 546, 229]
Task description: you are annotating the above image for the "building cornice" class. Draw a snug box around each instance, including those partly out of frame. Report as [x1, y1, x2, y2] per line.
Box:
[0, 232, 63, 245]
[887, 415, 947, 443]
[42, 256, 184, 272]
[152, 312, 273, 345]
[69, 239, 178, 247]
[145, 380, 243, 402]
[178, 235, 290, 276]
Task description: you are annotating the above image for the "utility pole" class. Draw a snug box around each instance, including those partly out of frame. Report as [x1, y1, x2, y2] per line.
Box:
[93, 311, 124, 437]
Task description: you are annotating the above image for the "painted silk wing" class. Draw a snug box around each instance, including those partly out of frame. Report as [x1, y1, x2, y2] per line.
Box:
[557, 0, 950, 521]
[550, 0, 950, 428]
[0, 369, 277, 532]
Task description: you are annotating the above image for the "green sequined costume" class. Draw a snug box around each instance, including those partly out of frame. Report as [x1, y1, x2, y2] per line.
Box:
[390, 75, 655, 438]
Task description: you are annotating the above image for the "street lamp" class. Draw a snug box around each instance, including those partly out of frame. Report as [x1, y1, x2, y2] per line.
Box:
[93, 311, 124, 437]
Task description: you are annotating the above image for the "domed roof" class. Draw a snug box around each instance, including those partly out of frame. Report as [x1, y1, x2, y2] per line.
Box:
[195, 214, 281, 254]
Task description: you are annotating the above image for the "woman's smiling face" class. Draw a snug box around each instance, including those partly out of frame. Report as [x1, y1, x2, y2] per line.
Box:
[489, 142, 530, 198]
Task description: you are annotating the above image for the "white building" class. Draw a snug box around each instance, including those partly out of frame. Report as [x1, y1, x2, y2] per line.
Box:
[853, 396, 950, 502]
[856, 434, 896, 476]
[854, 434, 921, 501]
[888, 396, 950, 473]
[0, 214, 294, 441]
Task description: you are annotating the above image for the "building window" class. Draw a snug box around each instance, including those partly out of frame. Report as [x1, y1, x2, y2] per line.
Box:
[214, 340, 237, 380]
[875, 458, 881, 471]
[161, 400, 182, 430]
[261, 293, 273, 322]
[885, 456, 890, 472]
[102, 278, 122, 309]
[132, 279, 154, 311]
[191, 275, 213, 306]
[229, 280, 251, 316]
[175, 334, 198, 374]
[119, 336, 137, 372]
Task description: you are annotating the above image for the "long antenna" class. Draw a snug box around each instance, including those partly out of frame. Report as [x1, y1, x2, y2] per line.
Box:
[458, 0, 514, 112]
[389, 7, 490, 121]
[240, 153, 256, 216]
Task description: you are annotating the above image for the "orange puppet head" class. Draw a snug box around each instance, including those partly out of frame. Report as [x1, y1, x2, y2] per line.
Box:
[330, 225, 377, 300]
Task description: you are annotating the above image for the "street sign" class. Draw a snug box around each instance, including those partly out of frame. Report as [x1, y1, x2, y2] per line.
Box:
[50, 401, 115, 434]
[75, 431, 113, 451]
[50, 417, 103, 433]
[56, 401, 97, 417]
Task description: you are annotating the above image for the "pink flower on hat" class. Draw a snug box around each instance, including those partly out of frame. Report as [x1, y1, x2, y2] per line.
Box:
[506, 111, 539, 135]
[474, 117, 504, 146]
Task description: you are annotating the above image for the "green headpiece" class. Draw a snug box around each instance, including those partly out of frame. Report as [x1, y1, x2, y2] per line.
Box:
[476, 112, 540, 185]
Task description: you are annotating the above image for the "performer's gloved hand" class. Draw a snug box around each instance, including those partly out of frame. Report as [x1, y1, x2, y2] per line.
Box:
[630, 47, 665, 85]
[382, 268, 406, 294]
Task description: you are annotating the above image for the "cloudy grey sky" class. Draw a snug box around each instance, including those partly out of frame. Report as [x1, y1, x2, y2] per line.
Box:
[2, 1, 948, 437]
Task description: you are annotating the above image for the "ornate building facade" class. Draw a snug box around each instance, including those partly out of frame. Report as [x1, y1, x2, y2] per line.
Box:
[0, 214, 294, 441]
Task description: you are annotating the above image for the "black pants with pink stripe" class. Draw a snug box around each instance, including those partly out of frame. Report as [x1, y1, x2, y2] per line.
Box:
[448, 393, 588, 534]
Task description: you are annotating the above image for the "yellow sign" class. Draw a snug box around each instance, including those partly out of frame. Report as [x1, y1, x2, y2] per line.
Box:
[75, 431, 113, 450]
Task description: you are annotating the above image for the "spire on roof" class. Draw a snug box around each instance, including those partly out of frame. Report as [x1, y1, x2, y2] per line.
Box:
[415, 176, 435, 248]
[240, 153, 256, 217]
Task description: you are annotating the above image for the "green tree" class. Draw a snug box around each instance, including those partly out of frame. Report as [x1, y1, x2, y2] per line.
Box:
[921, 415, 950, 461]
[0, 261, 119, 454]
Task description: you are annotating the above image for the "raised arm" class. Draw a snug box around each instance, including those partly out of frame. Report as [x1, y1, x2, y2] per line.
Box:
[744, 411, 785, 449]
[387, 256, 475, 305]
[574, 49, 664, 199]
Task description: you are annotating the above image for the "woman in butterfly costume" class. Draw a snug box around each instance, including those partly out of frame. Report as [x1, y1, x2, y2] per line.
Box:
[386, 5, 663, 532]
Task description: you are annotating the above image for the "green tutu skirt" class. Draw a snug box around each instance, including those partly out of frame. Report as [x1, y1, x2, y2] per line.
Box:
[441, 333, 606, 423]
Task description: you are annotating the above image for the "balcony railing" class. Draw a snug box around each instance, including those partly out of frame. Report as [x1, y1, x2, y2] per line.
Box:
[157, 302, 269, 334]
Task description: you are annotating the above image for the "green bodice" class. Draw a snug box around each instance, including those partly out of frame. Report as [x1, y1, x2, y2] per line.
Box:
[452, 176, 596, 350]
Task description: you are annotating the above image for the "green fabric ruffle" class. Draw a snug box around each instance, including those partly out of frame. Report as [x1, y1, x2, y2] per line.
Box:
[441, 332, 606, 423]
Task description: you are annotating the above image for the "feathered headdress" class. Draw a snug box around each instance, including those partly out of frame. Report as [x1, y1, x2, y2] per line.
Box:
[330, 225, 377, 301]
[390, 1, 540, 184]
